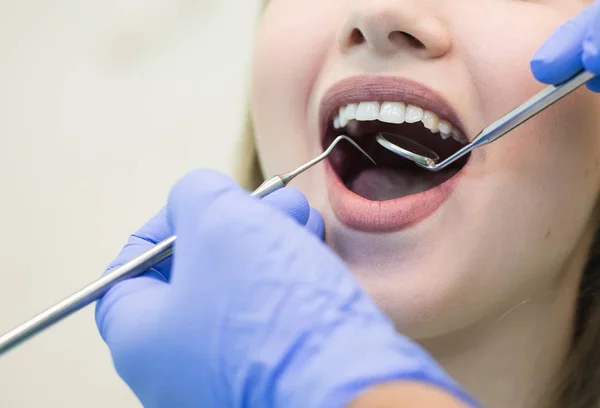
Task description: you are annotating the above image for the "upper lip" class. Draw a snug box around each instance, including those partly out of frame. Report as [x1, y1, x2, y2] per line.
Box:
[319, 75, 467, 143]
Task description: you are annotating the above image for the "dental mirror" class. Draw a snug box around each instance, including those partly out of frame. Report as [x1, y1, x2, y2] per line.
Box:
[375, 132, 439, 168]
[376, 70, 596, 172]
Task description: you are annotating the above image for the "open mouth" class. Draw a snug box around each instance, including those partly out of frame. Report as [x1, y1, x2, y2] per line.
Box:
[319, 76, 470, 232]
[324, 101, 470, 202]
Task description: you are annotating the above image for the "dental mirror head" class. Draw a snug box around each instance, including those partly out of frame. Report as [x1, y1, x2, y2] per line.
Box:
[376, 133, 439, 168]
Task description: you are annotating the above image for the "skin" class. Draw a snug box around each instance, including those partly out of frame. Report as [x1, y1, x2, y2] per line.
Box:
[250, 0, 600, 406]
[350, 382, 467, 408]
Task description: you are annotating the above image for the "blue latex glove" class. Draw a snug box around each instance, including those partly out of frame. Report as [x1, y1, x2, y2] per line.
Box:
[100, 186, 325, 283]
[96, 169, 479, 408]
[531, 1, 600, 91]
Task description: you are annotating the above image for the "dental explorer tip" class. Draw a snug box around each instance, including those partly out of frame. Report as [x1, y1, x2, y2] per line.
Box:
[332, 135, 377, 166]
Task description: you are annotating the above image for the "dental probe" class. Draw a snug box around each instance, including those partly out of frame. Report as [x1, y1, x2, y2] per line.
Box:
[376, 70, 596, 171]
[0, 135, 375, 356]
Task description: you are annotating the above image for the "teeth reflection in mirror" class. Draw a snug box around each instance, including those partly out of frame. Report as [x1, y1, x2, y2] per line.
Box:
[356, 101, 380, 121]
[379, 102, 406, 124]
[405, 105, 424, 123]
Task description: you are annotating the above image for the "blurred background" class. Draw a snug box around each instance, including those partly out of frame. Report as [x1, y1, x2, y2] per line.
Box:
[0, 0, 261, 406]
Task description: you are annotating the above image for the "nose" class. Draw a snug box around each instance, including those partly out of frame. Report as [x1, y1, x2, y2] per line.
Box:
[339, 0, 451, 59]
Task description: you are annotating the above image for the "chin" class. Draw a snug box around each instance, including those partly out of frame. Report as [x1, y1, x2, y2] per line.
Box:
[312, 185, 488, 341]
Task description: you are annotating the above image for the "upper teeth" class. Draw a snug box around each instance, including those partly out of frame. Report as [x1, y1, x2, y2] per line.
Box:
[333, 101, 466, 144]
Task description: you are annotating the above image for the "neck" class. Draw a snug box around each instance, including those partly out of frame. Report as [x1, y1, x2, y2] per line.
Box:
[418, 237, 592, 408]
[421, 217, 597, 408]
[421, 290, 574, 408]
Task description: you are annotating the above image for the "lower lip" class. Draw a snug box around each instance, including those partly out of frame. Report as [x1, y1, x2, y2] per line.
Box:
[324, 162, 464, 233]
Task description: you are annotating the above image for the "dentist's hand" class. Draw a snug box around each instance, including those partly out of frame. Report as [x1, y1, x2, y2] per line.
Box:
[531, 1, 600, 91]
[95, 169, 478, 408]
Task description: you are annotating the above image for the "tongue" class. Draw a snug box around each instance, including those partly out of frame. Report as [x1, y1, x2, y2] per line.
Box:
[347, 167, 458, 201]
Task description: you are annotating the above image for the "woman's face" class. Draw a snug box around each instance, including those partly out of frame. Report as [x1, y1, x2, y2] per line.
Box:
[250, 0, 600, 338]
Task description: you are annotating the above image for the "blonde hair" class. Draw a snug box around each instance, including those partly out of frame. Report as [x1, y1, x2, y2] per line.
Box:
[235, 112, 264, 190]
[236, 3, 600, 407]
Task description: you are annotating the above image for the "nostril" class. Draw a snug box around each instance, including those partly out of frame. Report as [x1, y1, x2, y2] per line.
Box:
[349, 28, 366, 46]
[389, 31, 425, 49]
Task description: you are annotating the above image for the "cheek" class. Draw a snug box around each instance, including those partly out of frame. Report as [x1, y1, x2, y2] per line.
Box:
[526, 94, 600, 237]
[250, 1, 342, 176]
[453, 2, 600, 242]
[468, 94, 600, 328]
[451, 2, 582, 125]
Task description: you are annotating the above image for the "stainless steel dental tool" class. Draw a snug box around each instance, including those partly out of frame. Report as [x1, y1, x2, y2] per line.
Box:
[376, 70, 596, 171]
[0, 135, 375, 356]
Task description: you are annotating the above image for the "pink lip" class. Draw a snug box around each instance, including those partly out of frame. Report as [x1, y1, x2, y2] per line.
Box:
[319, 76, 468, 233]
